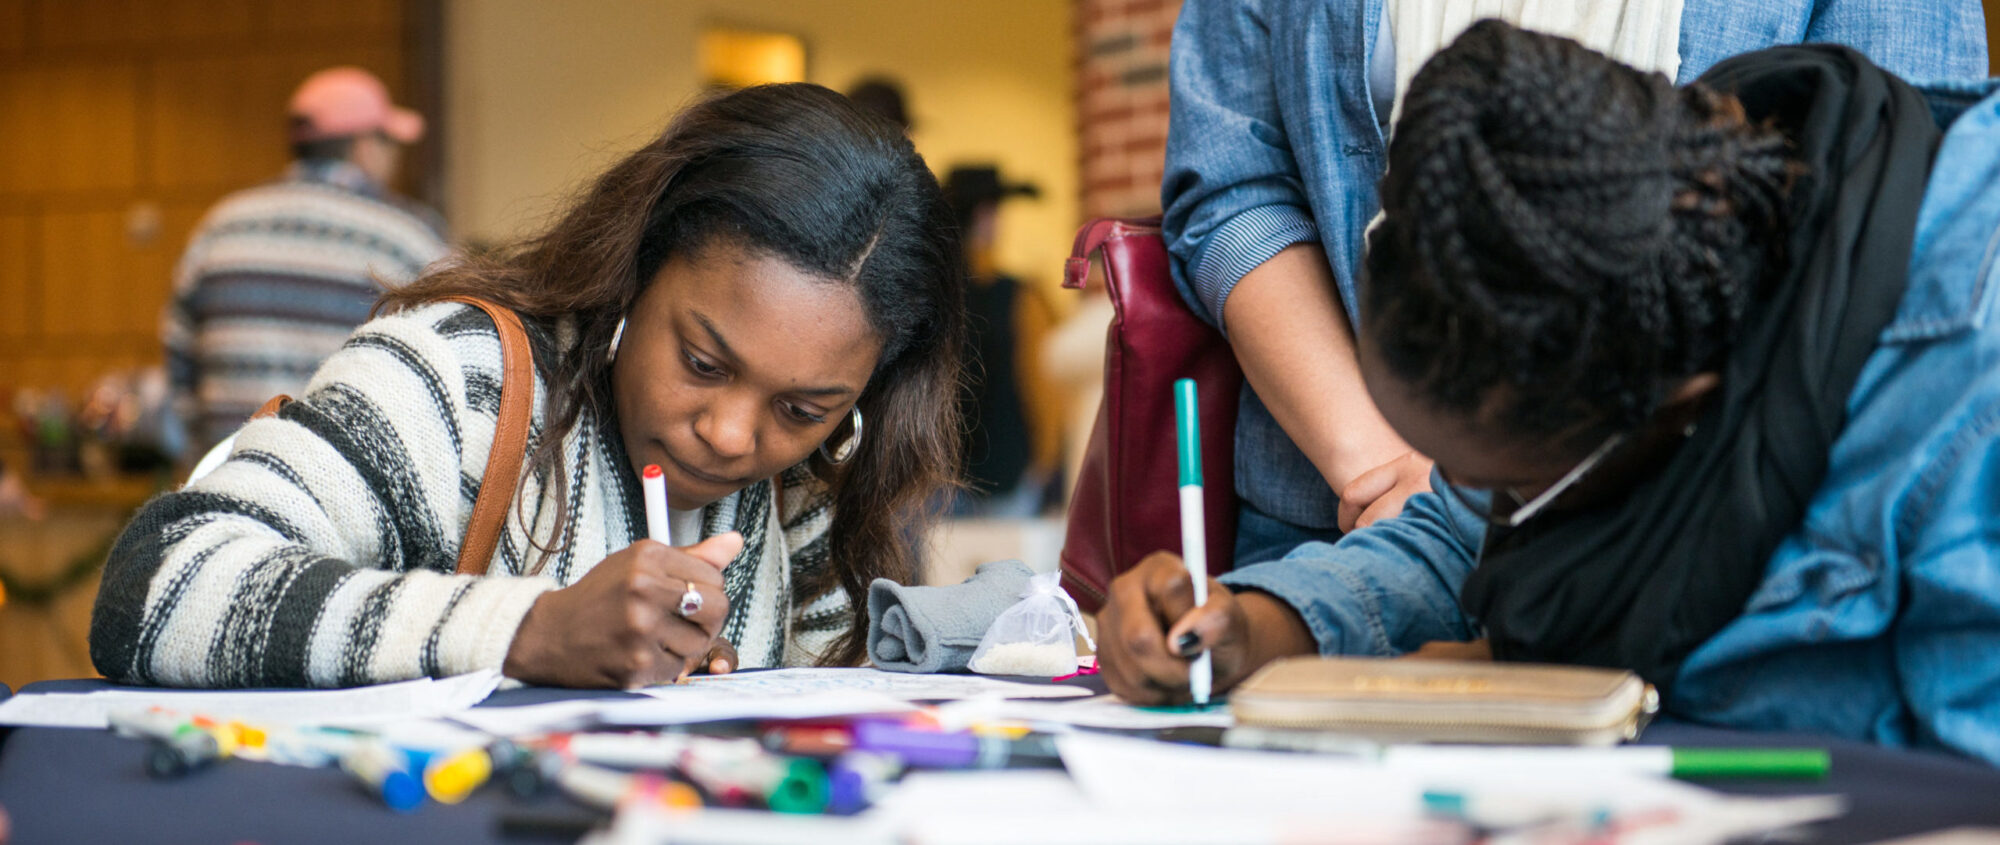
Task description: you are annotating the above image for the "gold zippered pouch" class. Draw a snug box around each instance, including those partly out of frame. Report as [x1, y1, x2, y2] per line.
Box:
[1229, 656, 1660, 746]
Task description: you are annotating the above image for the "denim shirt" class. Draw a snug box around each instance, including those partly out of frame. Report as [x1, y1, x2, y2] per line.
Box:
[1161, 0, 1991, 535]
[1219, 80, 2000, 766]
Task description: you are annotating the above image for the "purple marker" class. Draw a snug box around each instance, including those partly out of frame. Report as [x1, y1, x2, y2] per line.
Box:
[849, 722, 1061, 769]
[827, 751, 902, 814]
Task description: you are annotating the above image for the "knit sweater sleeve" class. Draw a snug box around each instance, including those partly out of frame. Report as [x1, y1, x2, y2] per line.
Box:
[89, 303, 558, 688]
[777, 466, 850, 666]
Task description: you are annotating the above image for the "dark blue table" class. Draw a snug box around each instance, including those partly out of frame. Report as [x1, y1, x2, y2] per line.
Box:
[2, 680, 1996, 844]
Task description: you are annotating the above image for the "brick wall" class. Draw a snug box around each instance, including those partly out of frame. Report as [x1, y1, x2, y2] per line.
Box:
[1075, 0, 1182, 219]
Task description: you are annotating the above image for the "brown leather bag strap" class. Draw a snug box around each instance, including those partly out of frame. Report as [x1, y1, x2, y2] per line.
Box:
[244, 298, 532, 576]
[252, 395, 292, 419]
[438, 295, 535, 576]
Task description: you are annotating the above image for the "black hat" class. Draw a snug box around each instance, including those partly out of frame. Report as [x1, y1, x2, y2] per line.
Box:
[847, 77, 912, 131]
[943, 165, 1041, 223]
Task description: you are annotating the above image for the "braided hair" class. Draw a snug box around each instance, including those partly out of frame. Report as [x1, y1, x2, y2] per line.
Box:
[1364, 20, 1798, 448]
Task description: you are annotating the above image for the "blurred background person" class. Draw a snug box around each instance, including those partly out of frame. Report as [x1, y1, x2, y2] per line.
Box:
[163, 66, 449, 454]
[847, 75, 914, 133]
[0, 459, 44, 522]
[944, 164, 1056, 518]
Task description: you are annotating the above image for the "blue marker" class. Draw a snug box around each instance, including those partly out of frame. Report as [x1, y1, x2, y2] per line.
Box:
[342, 740, 426, 812]
[1174, 378, 1212, 705]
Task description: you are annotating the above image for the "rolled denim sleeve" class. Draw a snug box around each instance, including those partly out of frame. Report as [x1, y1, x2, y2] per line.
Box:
[1220, 471, 1488, 656]
[1892, 405, 2000, 764]
[1804, 0, 1988, 82]
[1160, 0, 1321, 332]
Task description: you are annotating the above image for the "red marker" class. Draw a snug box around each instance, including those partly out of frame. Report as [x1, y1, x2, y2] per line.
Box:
[642, 464, 670, 545]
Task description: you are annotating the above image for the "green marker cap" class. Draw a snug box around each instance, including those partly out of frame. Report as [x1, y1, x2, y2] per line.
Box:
[1670, 747, 1830, 780]
[1175, 378, 1201, 487]
[767, 757, 831, 814]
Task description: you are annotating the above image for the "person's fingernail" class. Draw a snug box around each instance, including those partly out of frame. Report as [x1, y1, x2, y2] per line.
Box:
[712, 658, 731, 674]
[1175, 631, 1202, 656]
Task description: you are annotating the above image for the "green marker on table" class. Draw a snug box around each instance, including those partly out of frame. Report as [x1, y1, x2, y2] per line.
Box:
[1666, 747, 1830, 779]
[1380, 745, 1831, 780]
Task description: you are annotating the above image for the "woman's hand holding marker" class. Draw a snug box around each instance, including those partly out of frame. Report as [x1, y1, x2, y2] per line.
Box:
[503, 531, 740, 689]
[1096, 551, 1318, 706]
[504, 463, 740, 688]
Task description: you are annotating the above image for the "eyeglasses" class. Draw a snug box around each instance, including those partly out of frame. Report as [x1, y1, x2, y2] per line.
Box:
[1440, 432, 1626, 528]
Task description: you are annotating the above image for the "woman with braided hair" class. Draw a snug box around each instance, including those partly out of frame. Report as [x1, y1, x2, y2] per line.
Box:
[1163, 0, 1988, 567]
[1103, 21, 2000, 764]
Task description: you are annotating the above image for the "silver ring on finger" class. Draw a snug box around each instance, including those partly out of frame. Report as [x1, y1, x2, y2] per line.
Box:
[678, 581, 704, 618]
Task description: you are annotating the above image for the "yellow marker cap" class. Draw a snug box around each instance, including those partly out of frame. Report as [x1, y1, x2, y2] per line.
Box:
[206, 725, 240, 757]
[233, 722, 267, 749]
[424, 748, 493, 804]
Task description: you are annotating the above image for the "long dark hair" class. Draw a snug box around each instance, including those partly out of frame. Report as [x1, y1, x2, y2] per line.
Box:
[382, 83, 966, 666]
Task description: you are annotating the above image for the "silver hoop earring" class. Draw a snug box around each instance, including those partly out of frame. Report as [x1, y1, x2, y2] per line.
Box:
[607, 317, 627, 365]
[819, 407, 864, 465]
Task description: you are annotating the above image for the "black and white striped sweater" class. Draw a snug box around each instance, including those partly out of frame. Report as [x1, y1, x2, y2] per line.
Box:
[91, 302, 846, 688]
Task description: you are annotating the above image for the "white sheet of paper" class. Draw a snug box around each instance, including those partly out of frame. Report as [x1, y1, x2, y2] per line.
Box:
[770, 769, 1462, 845]
[448, 689, 919, 734]
[449, 699, 608, 736]
[590, 806, 895, 845]
[866, 770, 1095, 819]
[647, 667, 1093, 702]
[1055, 732, 1843, 842]
[0, 670, 503, 730]
[1059, 731, 1425, 815]
[595, 690, 917, 727]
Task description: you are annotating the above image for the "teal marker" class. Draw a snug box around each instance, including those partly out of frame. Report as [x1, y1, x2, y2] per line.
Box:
[1174, 378, 1212, 705]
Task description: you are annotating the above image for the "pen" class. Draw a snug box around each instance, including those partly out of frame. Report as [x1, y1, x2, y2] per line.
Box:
[643, 464, 670, 545]
[1221, 730, 1829, 781]
[1174, 378, 1212, 705]
[1381, 745, 1829, 780]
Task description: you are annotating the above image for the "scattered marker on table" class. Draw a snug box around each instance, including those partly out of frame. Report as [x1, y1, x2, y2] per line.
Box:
[342, 740, 426, 812]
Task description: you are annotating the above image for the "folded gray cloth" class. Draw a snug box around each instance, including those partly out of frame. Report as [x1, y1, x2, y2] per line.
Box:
[868, 559, 1035, 673]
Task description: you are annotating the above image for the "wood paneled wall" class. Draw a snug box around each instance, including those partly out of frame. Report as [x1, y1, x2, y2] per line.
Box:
[0, 0, 433, 397]
[0, 0, 434, 688]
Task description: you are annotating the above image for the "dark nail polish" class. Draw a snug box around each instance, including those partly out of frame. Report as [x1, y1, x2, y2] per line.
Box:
[1175, 631, 1202, 656]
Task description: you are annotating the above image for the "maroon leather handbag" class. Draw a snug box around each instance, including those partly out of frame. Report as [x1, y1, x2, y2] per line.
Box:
[1058, 217, 1242, 613]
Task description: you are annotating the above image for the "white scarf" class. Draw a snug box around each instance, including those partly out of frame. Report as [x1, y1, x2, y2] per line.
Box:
[1383, 0, 1685, 127]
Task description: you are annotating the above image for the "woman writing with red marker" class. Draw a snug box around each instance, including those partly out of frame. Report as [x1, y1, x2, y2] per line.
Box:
[90, 84, 967, 689]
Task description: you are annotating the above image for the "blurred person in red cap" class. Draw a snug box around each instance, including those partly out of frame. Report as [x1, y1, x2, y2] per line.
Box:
[164, 66, 450, 454]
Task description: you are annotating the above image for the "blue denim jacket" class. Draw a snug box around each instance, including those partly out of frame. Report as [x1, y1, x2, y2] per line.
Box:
[1161, 0, 1990, 539]
[1219, 80, 2000, 766]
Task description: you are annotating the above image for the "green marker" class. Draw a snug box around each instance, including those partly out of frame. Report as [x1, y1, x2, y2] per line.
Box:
[1381, 746, 1830, 781]
[1668, 747, 1830, 779]
[766, 757, 830, 814]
